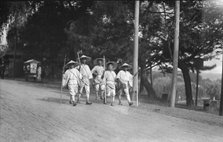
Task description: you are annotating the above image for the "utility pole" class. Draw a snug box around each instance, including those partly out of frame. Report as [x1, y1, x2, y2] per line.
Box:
[13, 28, 18, 79]
[150, 64, 153, 87]
[195, 69, 199, 106]
[133, 0, 140, 106]
[170, 0, 180, 107]
[219, 52, 223, 116]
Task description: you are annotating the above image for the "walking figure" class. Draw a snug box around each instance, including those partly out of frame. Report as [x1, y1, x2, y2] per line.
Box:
[77, 55, 93, 105]
[37, 66, 42, 81]
[117, 63, 133, 106]
[92, 58, 105, 100]
[62, 60, 82, 106]
[103, 61, 117, 106]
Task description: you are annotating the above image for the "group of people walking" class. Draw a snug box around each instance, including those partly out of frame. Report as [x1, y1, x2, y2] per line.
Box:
[62, 54, 134, 107]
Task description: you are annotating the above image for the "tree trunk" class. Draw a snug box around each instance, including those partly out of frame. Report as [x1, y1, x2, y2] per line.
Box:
[179, 62, 193, 107]
[139, 58, 158, 100]
[141, 74, 159, 100]
[140, 66, 144, 93]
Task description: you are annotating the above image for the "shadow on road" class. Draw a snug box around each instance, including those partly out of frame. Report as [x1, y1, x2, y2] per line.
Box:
[38, 97, 69, 104]
[37, 96, 114, 106]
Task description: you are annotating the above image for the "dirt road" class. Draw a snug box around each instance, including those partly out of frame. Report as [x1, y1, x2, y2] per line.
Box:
[1, 79, 223, 142]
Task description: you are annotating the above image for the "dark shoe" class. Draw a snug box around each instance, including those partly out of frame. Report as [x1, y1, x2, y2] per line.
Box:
[86, 102, 92, 105]
[77, 99, 80, 104]
[69, 100, 72, 104]
[111, 103, 114, 106]
[76, 96, 81, 103]
[73, 102, 77, 106]
[129, 102, 133, 106]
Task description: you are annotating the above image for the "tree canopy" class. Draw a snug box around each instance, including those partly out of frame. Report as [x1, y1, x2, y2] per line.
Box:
[1, 0, 223, 106]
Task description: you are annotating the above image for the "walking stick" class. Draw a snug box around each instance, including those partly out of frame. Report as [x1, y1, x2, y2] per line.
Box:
[60, 54, 67, 103]
[77, 50, 82, 66]
[76, 50, 82, 101]
[103, 56, 107, 104]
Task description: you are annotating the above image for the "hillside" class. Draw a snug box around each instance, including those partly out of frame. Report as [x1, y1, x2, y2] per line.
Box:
[200, 72, 221, 81]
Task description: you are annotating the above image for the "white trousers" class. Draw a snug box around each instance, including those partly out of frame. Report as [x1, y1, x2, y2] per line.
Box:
[80, 84, 90, 99]
[68, 84, 78, 101]
[107, 89, 116, 97]
[119, 84, 131, 103]
[95, 84, 105, 91]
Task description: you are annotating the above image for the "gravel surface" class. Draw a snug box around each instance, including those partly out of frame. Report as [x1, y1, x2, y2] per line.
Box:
[1, 79, 223, 142]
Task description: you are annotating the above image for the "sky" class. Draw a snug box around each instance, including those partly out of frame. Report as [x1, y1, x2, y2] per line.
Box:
[202, 54, 222, 74]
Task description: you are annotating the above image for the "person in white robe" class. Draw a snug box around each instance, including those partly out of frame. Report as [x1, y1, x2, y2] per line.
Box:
[62, 60, 82, 106]
[76, 55, 93, 105]
[37, 66, 42, 81]
[116, 63, 133, 106]
[103, 61, 117, 106]
[92, 58, 105, 100]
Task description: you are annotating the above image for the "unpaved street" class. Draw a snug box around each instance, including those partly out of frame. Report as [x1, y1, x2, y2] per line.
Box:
[1, 79, 223, 142]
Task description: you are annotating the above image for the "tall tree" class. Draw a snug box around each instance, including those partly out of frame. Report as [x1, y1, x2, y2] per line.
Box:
[19, 0, 93, 78]
[65, 1, 135, 60]
[65, 1, 165, 98]
[149, 0, 223, 106]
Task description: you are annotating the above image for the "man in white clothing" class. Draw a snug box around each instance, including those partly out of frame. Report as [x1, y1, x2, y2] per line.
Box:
[103, 61, 117, 106]
[37, 66, 42, 82]
[117, 63, 133, 106]
[62, 60, 82, 106]
[77, 55, 93, 105]
[92, 58, 105, 100]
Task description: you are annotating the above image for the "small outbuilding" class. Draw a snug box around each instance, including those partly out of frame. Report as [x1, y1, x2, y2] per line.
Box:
[23, 59, 41, 81]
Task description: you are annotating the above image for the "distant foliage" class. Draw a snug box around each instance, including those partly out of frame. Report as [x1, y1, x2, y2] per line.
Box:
[153, 75, 171, 98]
[152, 71, 209, 102]
[202, 79, 221, 100]
[0, 44, 8, 57]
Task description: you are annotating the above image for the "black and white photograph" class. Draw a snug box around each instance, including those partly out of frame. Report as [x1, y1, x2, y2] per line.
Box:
[0, 0, 223, 141]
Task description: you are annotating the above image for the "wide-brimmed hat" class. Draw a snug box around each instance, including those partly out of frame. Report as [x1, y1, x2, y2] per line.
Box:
[93, 58, 105, 65]
[79, 55, 91, 63]
[80, 55, 91, 60]
[121, 63, 132, 68]
[65, 60, 79, 67]
[106, 61, 117, 70]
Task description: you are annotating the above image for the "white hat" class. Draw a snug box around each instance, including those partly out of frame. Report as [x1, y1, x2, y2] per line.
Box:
[93, 58, 104, 65]
[121, 63, 131, 68]
[80, 55, 91, 59]
[65, 60, 78, 66]
[106, 61, 117, 70]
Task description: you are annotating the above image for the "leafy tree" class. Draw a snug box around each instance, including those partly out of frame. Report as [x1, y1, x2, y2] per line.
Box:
[18, 1, 93, 78]
[0, 1, 10, 28]
[3, 0, 222, 106]
[65, 1, 134, 60]
[64, 1, 164, 98]
[202, 79, 221, 100]
[147, 0, 223, 106]
[1, 1, 33, 57]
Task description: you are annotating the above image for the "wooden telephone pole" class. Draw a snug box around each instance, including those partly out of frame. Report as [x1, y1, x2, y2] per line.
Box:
[170, 0, 180, 107]
[133, 0, 140, 106]
[195, 69, 199, 106]
[219, 52, 223, 116]
[13, 28, 18, 79]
